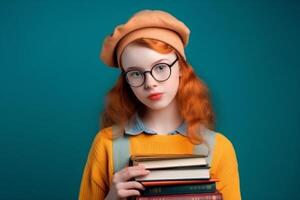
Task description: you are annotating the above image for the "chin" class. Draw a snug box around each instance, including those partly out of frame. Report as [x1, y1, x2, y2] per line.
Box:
[144, 100, 172, 111]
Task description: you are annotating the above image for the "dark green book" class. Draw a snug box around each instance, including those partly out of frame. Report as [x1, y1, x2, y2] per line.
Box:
[141, 182, 216, 196]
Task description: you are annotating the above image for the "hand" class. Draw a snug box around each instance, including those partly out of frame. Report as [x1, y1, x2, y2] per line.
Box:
[105, 165, 150, 200]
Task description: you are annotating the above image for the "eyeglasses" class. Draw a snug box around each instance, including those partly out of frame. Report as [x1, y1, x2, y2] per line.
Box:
[122, 56, 179, 87]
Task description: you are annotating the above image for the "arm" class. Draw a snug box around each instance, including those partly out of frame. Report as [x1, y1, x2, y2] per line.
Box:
[214, 134, 242, 200]
[78, 130, 149, 200]
[78, 131, 108, 200]
[79, 160, 107, 199]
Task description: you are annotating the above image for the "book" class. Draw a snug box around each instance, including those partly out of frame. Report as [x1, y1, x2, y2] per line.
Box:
[135, 166, 210, 181]
[130, 154, 208, 169]
[129, 154, 221, 199]
[135, 192, 223, 200]
[141, 182, 216, 196]
[140, 178, 219, 187]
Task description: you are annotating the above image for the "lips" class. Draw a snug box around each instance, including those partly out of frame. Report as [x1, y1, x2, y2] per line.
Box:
[147, 93, 163, 100]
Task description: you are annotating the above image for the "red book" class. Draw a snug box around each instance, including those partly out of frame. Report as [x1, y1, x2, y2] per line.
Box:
[135, 192, 222, 200]
[140, 178, 219, 187]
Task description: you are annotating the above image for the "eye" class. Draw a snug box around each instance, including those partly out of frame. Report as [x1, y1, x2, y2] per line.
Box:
[153, 64, 168, 72]
[128, 70, 143, 78]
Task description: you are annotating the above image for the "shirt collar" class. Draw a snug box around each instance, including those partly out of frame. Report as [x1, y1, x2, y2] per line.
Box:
[124, 113, 187, 136]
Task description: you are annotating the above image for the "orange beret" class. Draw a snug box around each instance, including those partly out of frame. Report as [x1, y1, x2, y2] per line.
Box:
[100, 9, 190, 68]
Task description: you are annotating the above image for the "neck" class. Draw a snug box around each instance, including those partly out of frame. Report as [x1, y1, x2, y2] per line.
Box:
[141, 99, 183, 135]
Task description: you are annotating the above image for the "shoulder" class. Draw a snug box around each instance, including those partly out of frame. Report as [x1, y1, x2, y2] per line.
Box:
[94, 126, 114, 141]
[204, 128, 236, 152]
[89, 126, 114, 152]
[215, 132, 235, 151]
[213, 131, 238, 166]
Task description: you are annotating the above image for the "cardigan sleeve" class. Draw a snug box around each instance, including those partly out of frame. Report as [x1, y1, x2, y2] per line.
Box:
[78, 130, 111, 200]
[214, 133, 242, 200]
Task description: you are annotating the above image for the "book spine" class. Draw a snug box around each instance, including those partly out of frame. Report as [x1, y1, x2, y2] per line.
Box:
[136, 192, 222, 200]
[141, 183, 216, 196]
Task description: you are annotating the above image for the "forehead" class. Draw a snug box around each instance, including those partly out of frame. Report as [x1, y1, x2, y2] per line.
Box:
[121, 44, 176, 70]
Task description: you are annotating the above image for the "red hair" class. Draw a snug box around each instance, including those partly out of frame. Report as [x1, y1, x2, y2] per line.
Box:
[100, 38, 215, 144]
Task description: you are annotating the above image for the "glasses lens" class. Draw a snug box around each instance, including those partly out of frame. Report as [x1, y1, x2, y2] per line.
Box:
[126, 70, 144, 87]
[152, 64, 171, 81]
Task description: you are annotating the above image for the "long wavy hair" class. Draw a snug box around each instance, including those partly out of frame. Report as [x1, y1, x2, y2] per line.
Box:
[100, 38, 215, 144]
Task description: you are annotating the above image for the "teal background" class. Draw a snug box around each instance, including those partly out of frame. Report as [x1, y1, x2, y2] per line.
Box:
[0, 0, 299, 199]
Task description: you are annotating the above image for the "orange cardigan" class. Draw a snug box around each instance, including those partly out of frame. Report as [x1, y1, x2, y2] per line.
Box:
[78, 127, 241, 200]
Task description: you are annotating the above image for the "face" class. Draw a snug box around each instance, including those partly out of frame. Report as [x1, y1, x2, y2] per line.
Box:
[121, 43, 181, 111]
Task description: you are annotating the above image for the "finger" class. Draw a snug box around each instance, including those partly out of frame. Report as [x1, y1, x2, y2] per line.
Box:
[119, 166, 150, 182]
[132, 164, 147, 169]
[113, 165, 149, 182]
[136, 164, 146, 168]
[117, 181, 145, 191]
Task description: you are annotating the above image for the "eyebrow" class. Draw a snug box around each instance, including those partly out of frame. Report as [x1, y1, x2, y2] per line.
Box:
[126, 58, 170, 71]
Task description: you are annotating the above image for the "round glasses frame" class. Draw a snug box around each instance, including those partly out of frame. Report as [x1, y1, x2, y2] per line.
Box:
[122, 55, 179, 87]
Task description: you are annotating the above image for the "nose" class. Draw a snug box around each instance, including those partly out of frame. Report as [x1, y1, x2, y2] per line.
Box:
[143, 72, 158, 89]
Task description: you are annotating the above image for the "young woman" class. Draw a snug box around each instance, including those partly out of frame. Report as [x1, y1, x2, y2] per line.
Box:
[79, 10, 241, 200]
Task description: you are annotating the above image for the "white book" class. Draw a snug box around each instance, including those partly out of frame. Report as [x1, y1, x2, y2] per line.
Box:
[135, 167, 210, 181]
[130, 154, 208, 170]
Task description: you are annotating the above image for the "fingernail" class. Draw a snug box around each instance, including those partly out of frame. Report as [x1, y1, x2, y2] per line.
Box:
[138, 164, 146, 168]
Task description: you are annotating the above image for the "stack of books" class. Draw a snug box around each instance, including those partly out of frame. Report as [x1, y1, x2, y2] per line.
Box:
[129, 154, 222, 200]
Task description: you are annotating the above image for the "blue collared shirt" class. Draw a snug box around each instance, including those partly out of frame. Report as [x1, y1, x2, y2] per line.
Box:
[124, 113, 187, 136]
